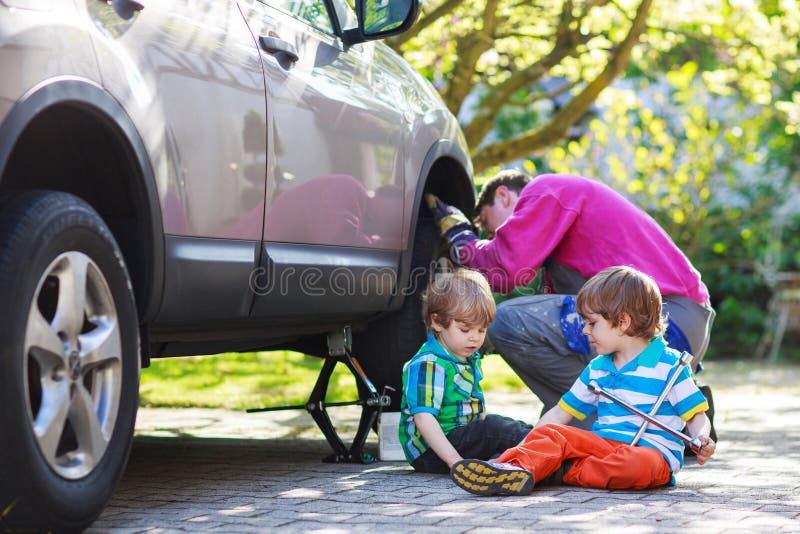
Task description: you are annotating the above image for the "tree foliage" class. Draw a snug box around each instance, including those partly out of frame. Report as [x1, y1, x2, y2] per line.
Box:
[391, 0, 655, 173]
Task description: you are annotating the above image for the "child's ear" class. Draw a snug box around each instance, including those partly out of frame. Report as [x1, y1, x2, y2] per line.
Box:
[617, 312, 632, 335]
[430, 313, 443, 332]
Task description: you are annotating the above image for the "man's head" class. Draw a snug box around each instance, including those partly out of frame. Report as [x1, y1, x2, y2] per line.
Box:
[475, 169, 532, 237]
[576, 265, 665, 341]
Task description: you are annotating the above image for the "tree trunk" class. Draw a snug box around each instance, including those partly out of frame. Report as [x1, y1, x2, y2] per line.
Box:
[471, 0, 654, 173]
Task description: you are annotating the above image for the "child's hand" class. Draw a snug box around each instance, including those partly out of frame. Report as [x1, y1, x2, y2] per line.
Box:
[695, 436, 716, 465]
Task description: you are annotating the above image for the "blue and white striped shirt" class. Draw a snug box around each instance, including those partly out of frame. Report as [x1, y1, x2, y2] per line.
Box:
[559, 336, 708, 474]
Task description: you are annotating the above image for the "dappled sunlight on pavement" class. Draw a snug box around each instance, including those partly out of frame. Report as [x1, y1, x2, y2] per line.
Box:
[90, 361, 800, 532]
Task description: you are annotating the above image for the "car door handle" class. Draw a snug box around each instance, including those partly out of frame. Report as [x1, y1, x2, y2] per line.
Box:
[259, 36, 299, 64]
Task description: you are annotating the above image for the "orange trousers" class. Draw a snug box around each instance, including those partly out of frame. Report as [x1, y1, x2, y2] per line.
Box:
[496, 424, 671, 489]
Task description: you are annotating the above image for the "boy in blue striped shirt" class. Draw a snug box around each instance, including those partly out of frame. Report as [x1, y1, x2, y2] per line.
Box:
[451, 266, 716, 495]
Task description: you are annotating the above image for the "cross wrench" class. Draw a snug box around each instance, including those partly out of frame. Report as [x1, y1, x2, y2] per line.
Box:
[630, 351, 694, 446]
[587, 381, 702, 453]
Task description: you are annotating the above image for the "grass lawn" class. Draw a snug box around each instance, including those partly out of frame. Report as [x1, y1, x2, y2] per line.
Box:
[139, 351, 527, 410]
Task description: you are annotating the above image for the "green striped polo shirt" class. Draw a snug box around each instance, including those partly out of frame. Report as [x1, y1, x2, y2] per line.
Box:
[399, 332, 485, 463]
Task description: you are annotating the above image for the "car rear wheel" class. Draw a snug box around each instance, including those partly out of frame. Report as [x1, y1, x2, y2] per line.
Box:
[0, 191, 139, 532]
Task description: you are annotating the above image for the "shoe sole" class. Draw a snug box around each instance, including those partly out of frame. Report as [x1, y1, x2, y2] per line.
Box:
[450, 459, 533, 496]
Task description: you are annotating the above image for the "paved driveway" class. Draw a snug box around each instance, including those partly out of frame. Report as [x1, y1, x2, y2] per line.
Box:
[89, 361, 800, 532]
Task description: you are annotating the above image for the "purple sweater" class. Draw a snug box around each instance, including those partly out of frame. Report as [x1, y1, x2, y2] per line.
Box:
[461, 174, 710, 303]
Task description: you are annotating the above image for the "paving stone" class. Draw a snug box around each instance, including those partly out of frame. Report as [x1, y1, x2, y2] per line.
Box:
[92, 361, 800, 532]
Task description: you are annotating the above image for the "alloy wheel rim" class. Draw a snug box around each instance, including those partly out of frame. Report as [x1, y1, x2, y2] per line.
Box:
[24, 251, 122, 479]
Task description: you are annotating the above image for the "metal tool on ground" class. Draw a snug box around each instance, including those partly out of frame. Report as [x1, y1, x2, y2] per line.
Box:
[587, 381, 702, 453]
[630, 351, 694, 446]
[247, 326, 392, 463]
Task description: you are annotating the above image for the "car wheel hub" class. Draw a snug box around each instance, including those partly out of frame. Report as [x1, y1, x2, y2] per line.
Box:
[24, 252, 123, 480]
[68, 350, 81, 381]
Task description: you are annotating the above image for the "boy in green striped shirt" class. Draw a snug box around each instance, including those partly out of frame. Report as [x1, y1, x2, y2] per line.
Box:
[399, 268, 533, 473]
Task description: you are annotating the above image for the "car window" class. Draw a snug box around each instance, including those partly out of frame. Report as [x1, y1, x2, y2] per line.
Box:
[263, 0, 334, 34]
[328, 0, 358, 31]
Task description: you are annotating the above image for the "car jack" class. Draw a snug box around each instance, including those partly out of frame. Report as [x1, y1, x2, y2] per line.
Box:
[247, 326, 392, 463]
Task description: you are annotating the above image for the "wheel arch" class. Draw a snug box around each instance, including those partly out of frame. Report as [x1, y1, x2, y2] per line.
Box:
[392, 140, 475, 310]
[0, 77, 164, 326]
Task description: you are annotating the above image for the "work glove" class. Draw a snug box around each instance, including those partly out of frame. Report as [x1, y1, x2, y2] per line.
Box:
[425, 194, 478, 260]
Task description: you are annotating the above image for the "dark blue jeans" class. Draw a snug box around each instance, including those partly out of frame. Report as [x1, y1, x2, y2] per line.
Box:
[410, 414, 533, 474]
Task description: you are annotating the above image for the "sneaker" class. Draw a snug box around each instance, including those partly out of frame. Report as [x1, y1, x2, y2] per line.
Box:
[450, 459, 534, 496]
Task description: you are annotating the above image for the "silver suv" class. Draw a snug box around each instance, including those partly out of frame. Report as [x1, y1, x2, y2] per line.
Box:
[0, 0, 474, 530]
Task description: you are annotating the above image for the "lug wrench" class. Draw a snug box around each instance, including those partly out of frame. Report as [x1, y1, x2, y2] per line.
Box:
[630, 351, 694, 446]
[587, 381, 702, 453]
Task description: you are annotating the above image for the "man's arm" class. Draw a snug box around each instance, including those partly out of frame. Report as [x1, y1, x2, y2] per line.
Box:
[685, 412, 716, 465]
[426, 189, 578, 294]
[424, 194, 478, 253]
[413, 412, 462, 468]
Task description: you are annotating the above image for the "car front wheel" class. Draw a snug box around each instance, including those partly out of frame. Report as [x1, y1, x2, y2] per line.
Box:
[0, 191, 139, 532]
[355, 217, 440, 410]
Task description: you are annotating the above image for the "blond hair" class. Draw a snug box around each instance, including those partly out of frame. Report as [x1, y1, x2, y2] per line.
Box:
[422, 269, 496, 329]
[576, 266, 665, 339]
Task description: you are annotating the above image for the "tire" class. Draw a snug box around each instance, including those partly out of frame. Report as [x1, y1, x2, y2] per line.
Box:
[0, 191, 139, 532]
[354, 217, 440, 411]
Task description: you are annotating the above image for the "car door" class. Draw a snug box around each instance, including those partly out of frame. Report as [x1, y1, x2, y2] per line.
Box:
[86, 0, 269, 322]
[240, 0, 409, 318]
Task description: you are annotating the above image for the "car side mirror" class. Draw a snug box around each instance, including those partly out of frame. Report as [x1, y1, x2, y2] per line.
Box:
[342, 0, 420, 46]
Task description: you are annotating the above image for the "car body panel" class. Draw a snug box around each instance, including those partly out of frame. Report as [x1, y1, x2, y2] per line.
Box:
[157, 236, 259, 323]
[240, 0, 406, 251]
[0, 2, 99, 118]
[399, 67, 473, 249]
[0, 0, 472, 330]
[0, 77, 167, 323]
[0, 0, 473, 354]
[253, 241, 398, 317]
[83, 1, 270, 323]
[86, 0, 268, 241]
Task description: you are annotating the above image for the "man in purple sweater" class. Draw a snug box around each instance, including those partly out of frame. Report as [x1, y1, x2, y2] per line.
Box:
[427, 170, 715, 426]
